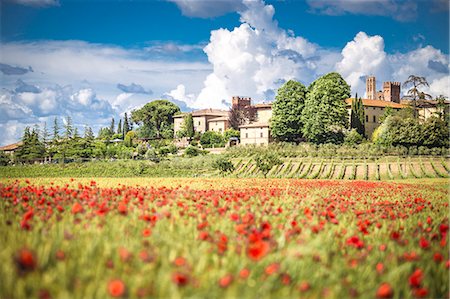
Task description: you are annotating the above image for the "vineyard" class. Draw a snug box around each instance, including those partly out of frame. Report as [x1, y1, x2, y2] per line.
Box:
[230, 157, 450, 180]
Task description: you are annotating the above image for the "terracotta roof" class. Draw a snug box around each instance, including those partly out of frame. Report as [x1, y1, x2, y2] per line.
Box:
[0, 142, 23, 151]
[401, 99, 450, 108]
[239, 122, 270, 128]
[254, 103, 272, 109]
[346, 98, 405, 109]
[173, 109, 229, 118]
[207, 116, 229, 122]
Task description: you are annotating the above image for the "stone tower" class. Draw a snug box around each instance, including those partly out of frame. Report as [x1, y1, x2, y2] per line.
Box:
[231, 96, 251, 109]
[366, 76, 376, 100]
[383, 82, 401, 103]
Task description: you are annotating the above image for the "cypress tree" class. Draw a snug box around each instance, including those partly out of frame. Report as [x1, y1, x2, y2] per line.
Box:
[117, 119, 122, 135]
[123, 113, 129, 139]
[52, 117, 60, 141]
[109, 118, 115, 136]
[350, 94, 365, 137]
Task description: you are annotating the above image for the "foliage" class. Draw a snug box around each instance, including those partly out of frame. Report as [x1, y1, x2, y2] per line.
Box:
[403, 75, 430, 118]
[301, 72, 350, 144]
[124, 131, 136, 147]
[229, 105, 256, 130]
[177, 113, 195, 138]
[131, 100, 180, 139]
[350, 94, 365, 136]
[0, 152, 10, 166]
[223, 129, 240, 142]
[16, 127, 45, 163]
[212, 157, 235, 175]
[271, 80, 307, 142]
[344, 129, 364, 145]
[374, 113, 449, 148]
[253, 152, 282, 178]
[184, 145, 202, 157]
[200, 131, 225, 148]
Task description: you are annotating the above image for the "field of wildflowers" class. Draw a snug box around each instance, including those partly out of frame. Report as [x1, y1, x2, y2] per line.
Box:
[0, 178, 448, 298]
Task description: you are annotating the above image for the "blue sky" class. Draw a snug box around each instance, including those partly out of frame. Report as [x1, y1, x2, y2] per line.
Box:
[0, 0, 449, 145]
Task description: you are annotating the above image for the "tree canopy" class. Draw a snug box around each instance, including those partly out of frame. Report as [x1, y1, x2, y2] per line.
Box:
[131, 100, 180, 139]
[270, 80, 307, 143]
[301, 72, 350, 144]
[350, 94, 365, 137]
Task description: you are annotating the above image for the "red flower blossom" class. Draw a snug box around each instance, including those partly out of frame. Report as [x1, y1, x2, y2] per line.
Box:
[219, 274, 233, 288]
[280, 273, 291, 285]
[419, 237, 429, 249]
[173, 257, 186, 267]
[408, 269, 423, 288]
[376, 263, 384, 274]
[413, 287, 428, 298]
[247, 240, 270, 261]
[142, 228, 152, 237]
[15, 248, 37, 274]
[346, 235, 364, 249]
[376, 283, 393, 298]
[172, 272, 189, 286]
[239, 268, 250, 279]
[71, 202, 83, 214]
[108, 279, 126, 297]
[299, 281, 310, 292]
[117, 203, 127, 215]
[433, 252, 443, 263]
[265, 263, 279, 275]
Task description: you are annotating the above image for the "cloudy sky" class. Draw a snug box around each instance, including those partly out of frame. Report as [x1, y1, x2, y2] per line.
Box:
[0, 0, 448, 145]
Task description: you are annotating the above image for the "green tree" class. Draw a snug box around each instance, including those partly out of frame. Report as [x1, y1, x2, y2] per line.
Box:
[200, 131, 225, 148]
[350, 94, 365, 136]
[434, 95, 448, 121]
[16, 126, 45, 163]
[84, 126, 95, 141]
[117, 119, 122, 135]
[271, 80, 307, 142]
[403, 75, 430, 118]
[177, 113, 195, 138]
[223, 128, 240, 142]
[213, 156, 235, 175]
[64, 116, 73, 139]
[124, 131, 136, 147]
[52, 117, 60, 141]
[253, 152, 282, 178]
[422, 116, 449, 148]
[301, 72, 350, 144]
[131, 100, 180, 139]
[123, 113, 130, 139]
[109, 118, 115, 136]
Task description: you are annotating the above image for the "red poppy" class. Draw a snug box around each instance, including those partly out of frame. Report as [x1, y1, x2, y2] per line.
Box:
[346, 235, 364, 249]
[299, 281, 310, 292]
[117, 203, 127, 215]
[376, 263, 384, 274]
[218, 274, 233, 288]
[142, 228, 152, 237]
[408, 269, 423, 288]
[419, 237, 429, 249]
[15, 248, 37, 274]
[413, 287, 428, 298]
[376, 283, 393, 298]
[172, 272, 189, 286]
[108, 279, 126, 297]
[265, 263, 279, 275]
[247, 240, 270, 261]
[71, 202, 83, 214]
[239, 268, 250, 279]
[173, 257, 186, 267]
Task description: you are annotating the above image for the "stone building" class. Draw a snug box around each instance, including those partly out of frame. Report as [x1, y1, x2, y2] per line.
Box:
[366, 76, 401, 103]
[173, 108, 229, 136]
[345, 98, 405, 138]
[239, 103, 273, 146]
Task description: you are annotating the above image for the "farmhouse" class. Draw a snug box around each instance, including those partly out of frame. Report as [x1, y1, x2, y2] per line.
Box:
[173, 75, 448, 146]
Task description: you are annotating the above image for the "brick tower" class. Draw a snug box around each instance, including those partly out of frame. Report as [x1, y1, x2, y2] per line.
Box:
[383, 82, 401, 103]
[231, 96, 251, 109]
[366, 76, 376, 100]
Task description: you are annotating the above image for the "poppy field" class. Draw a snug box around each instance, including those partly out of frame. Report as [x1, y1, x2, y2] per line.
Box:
[0, 178, 448, 299]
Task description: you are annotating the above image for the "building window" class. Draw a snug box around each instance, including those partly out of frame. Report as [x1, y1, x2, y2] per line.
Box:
[366, 115, 368, 122]
[260, 132, 263, 138]
[198, 121, 201, 125]
[373, 115, 376, 123]
[245, 133, 248, 138]
[219, 128, 222, 132]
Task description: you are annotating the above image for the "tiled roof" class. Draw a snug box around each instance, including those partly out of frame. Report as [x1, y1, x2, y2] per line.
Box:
[346, 98, 405, 109]
[0, 142, 23, 151]
[207, 116, 229, 122]
[401, 99, 450, 108]
[173, 109, 229, 118]
[239, 122, 270, 128]
[254, 103, 272, 109]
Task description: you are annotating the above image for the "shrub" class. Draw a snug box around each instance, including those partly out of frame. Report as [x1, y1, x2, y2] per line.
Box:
[200, 131, 225, 148]
[253, 152, 283, 178]
[344, 129, 364, 145]
[184, 146, 203, 157]
[213, 157, 235, 175]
